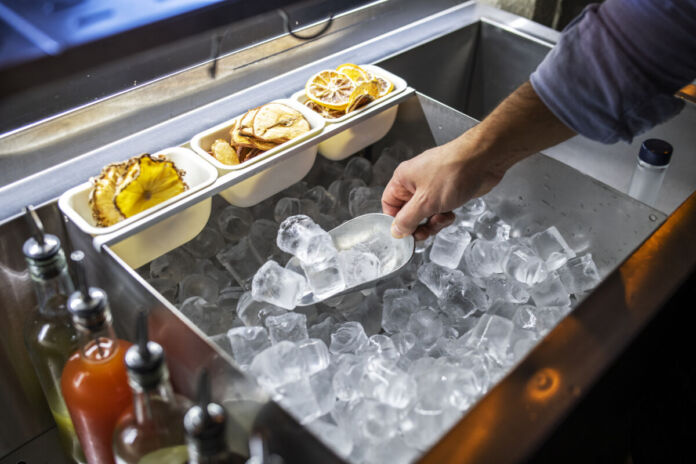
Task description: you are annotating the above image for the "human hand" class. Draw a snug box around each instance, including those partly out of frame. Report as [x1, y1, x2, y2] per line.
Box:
[381, 134, 506, 240]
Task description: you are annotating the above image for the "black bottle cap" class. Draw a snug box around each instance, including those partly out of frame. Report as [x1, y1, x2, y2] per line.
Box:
[67, 251, 109, 330]
[22, 206, 61, 262]
[125, 311, 165, 389]
[185, 369, 227, 456]
[638, 139, 673, 167]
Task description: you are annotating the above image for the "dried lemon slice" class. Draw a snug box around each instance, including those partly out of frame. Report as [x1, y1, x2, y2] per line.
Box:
[114, 154, 188, 219]
[305, 70, 355, 111]
[89, 161, 128, 227]
[346, 80, 380, 112]
[336, 63, 371, 83]
[375, 76, 394, 98]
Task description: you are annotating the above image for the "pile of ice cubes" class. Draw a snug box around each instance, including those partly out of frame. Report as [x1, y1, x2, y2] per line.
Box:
[138, 144, 602, 464]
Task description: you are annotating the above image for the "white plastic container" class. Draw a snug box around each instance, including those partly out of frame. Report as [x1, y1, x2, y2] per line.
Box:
[59, 146, 217, 268]
[291, 64, 407, 161]
[190, 99, 325, 206]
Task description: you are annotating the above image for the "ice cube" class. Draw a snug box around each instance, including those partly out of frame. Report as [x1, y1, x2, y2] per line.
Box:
[417, 262, 467, 298]
[465, 314, 514, 364]
[178, 296, 220, 335]
[343, 398, 401, 444]
[332, 360, 367, 402]
[530, 272, 571, 307]
[362, 435, 418, 464]
[338, 249, 380, 288]
[371, 153, 399, 187]
[381, 289, 419, 334]
[226, 326, 271, 366]
[343, 156, 373, 182]
[280, 181, 308, 199]
[558, 253, 601, 294]
[462, 239, 511, 278]
[473, 211, 511, 241]
[530, 226, 576, 270]
[308, 316, 336, 346]
[148, 277, 178, 302]
[248, 219, 279, 263]
[353, 231, 399, 274]
[303, 185, 337, 214]
[365, 334, 400, 363]
[217, 205, 254, 243]
[302, 255, 345, 299]
[216, 237, 262, 288]
[348, 186, 384, 217]
[401, 407, 461, 452]
[274, 197, 302, 223]
[296, 338, 330, 375]
[150, 249, 193, 282]
[179, 274, 220, 303]
[308, 368, 336, 417]
[429, 225, 471, 269]
[277, 215, 337, 264]
[274, 377, 322, 424]
[359, 356, 417, 408]
[330, 321, 369, 355]
[184, 226, 224, 259]
[346, 293, 383, 336]
[251, 260, 306, 309]
[236, 291, 286, 326]
[511, 305, 538, 331]
[406, 310, 444, 349]
[193, 259, 230, 289]
[503, 244, 548, 285]
[329, 178, 367, 209]
[390, 332, 417, 357]
[483, 275, 530, 304]
[248, 341, 304, 388]
[265, 312, 308, 343]
[536, 305, 571, 333]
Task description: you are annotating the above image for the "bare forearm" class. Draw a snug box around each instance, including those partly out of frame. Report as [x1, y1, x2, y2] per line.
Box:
[450, 81, 576, 174]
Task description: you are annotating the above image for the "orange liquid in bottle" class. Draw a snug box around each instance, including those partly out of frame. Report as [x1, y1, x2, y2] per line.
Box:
[62, 337, 133, 464]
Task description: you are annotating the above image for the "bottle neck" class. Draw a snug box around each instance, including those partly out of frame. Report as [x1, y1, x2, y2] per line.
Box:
[77, 322, 120, 361]
[131, 368, 177, 425]
[29, 254, 74, 316]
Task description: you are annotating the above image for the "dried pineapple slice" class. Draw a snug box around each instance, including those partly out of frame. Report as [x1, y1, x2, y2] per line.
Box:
[114, 154, 188, 219]
[89, 161, 128, 227]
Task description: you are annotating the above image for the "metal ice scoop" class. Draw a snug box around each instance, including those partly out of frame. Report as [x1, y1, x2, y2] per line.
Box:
[293, 213, 415, 306]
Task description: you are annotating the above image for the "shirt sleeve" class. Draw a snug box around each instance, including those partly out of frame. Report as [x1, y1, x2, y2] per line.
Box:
[530, 0, 696, 144]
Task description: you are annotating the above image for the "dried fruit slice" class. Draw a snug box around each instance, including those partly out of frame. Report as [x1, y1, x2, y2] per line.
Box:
[89, 161, 128, 227]
[230, 119, 276, 151]
[346, 80, 380, 113]
[210, 139, 240, 165]
[336, 63, 371, 83]
[251, 103, 310, 143]
[304, 100, 344, 119]
[239, 107, 259, 136]
[375, 76, 394, 98]
[305, 70, 355, 111]
[114, 154, 188, 219]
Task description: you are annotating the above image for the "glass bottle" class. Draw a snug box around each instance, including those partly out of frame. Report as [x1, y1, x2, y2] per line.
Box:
[113, 311, 191, 463]
[21, 207, 85, 463]
[627, 138, 673, 207]
[184, 370, 246, 464]
[61, 251, 133, 464]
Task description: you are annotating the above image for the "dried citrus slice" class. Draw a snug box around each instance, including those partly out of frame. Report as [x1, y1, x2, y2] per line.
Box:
[305, 70, 355, 111]
[346, 80, 380, 112]
[375, 76, 394, 98]
[336, 63, 371, 83]
[114, 154, 188, 218]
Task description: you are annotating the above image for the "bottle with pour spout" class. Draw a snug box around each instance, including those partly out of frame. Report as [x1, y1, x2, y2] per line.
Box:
[113, 311, 191, 463]
[21, 206, 85, 463]
[184, 370, 246, 464]
[61, 251, 132, 464]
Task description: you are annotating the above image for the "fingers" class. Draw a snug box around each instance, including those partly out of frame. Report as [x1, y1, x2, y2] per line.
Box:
[391, 191, 435, 238]
[381, 170, 411, 217]
[413, 212, 455, 241]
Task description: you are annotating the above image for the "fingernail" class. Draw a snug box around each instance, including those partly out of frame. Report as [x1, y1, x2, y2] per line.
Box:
[391, 222, 406, 239]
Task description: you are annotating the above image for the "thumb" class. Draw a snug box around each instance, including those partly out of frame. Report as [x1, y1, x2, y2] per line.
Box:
[391, 194, 431, 238]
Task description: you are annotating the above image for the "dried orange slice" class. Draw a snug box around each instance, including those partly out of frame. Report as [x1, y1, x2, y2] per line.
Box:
[375, 76, 394, 98]
[305, 70, 355, 111]
[336, 63, 371, 83]
[346, 80, 380, 112]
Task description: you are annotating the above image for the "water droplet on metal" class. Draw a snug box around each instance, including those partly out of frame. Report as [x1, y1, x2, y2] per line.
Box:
[649, 214, 657, 221]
